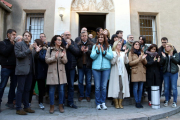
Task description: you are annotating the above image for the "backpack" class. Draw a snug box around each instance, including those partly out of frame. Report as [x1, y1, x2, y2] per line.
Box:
[0, 41, 6, 65]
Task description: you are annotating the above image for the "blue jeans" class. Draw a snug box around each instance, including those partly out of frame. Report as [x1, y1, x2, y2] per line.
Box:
[16, 73, 32, 110]
[163, 72, 178, 103]
[92, 69, 110, 105]
[0, 68, 17, 104]
[49, 84, 65, 105]
[78, 65, 92, 97]
[133, 82, 144, 103]
[66, 69, 75, 105]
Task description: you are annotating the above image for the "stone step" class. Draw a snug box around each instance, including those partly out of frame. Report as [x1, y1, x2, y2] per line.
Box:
[37, 95, 136, 108]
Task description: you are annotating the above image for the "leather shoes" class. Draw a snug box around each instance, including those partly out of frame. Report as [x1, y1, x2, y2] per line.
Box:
[67, 104, 78, 109]
[78, 97, 83, 102]
[86, 97, 91, 102]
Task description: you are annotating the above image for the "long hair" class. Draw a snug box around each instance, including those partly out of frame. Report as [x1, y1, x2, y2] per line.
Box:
[165, 43, 174, 54]
[95, 33, 109, 49]
[112, 41, 122, 51]
[130, 41, 142, 55]
[50, 35, 64, 48]
[34, 39, 44, 47]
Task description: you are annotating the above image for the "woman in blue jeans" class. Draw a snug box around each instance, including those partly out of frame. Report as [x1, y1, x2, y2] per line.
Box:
[45, 35, 67, 113]
[90, 33, 113, 110]
[160, 43, 179, 108]
[128, 41, 147, 108]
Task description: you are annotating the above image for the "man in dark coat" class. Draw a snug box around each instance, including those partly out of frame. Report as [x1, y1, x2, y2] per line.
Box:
[15, 31, 35, 115]
[63, 31, 80, 109]
[0, 29, 17, 112]
[91, 27, 103, 44]
[76, 31, 93, 102]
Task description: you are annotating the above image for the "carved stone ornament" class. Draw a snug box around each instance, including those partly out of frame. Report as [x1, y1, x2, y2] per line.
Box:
[71, 0, 114, 12]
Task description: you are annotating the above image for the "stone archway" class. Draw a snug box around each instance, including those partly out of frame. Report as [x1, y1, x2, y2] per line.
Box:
[70, 0, 115, 40]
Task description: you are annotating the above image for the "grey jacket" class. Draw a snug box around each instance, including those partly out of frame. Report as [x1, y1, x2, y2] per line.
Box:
[14, 41, 33, 75]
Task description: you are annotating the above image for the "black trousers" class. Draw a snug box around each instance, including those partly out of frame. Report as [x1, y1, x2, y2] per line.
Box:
[29, 78, 46, 104]
[16, 73, 32, 110]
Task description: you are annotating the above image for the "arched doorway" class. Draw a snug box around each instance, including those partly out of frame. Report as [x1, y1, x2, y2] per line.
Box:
[70, 0, 115, 40]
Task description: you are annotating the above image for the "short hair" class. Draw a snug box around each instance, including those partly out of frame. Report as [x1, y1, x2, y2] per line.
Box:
[23, 31, 32, 39]
[96, 27, 102, 33]
[7, 29, 16, 37]
[40, 33, 46, 37]
[116, 30, 123, 34]
[14, 36, 22, 42]
[127, 34, 133, 39]
[61, 33, 64, 36]
[139, 35, 146, 44]
[81, 27, 87, 30]
[80, 31, 88, 36]
[34, 39, 44, 47]
[147, 44, 158, 52]
[161, 37, 168, 42]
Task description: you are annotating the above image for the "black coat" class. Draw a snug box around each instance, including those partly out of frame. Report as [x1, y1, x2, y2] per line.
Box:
[0, 39, 16, 67]
[77, 39, 94, 69]
[34, 48, 48, 80]
[145, 54, 161, 87]
[62, 39, 80, 70]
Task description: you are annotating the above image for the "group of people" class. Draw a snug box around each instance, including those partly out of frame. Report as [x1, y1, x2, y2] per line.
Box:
[0, 27, 179, 115]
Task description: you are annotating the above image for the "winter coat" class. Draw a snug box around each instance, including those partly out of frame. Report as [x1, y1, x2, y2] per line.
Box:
[145, 54, 161, 87]
[45, 47, 68, 85]
[77, 39, 94, 69]
[90, 45, 113, 70]
[160, 52, 179, 74]
[128, 51, 147, 82]
[108, 51, 130, 98]
[0, 39, 16, 67]
[34, 47, 48, 80]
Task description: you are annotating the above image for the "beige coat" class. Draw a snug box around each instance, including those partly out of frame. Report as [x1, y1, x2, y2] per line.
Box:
[128, 51, 147, 82]
[45, 47, 68, 85]
[108, 51, 130, 98]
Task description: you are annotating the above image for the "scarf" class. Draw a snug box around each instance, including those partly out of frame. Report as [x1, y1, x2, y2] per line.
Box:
[134, 49, 141, 56]
[146, 51, 158, 57]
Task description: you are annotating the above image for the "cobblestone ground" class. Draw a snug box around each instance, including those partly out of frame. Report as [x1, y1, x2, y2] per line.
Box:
[0, 87, 180, 120]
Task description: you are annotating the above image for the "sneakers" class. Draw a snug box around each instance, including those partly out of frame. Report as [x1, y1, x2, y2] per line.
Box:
[5, 103, 14, 109]
[148, 101, 152, 106]
[164, 101, 168, 107]
[67, 104, 78, 109]
[39, 103, 45, 109]
[172, 102, 177, 108]
[101, 103, 107, 110]
[96, 104, 101, 110]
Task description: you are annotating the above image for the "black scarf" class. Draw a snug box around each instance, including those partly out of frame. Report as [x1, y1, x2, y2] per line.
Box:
[134, 49, 141, 56]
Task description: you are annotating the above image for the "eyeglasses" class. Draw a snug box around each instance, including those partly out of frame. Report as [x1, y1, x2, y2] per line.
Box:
[65, 34, 71, 36]
[40, 36, 45, 38]
[162, 42, 167, 43]
[57, 39, 62, 41]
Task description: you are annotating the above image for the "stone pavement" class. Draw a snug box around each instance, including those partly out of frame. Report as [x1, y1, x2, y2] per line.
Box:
[0, 87, 180, 120]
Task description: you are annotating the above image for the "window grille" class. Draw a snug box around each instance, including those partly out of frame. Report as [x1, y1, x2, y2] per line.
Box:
[139, 15, 157, 44]
[26, 13, 44, 44]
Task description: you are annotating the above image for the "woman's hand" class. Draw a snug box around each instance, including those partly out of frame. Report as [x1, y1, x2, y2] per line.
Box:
[36, 45, 42, 52]
[60, 51, 65, 58]
[125, 48, 129, 54]
[161, 52, 166, 57]
[157, 56, 160, 62]
[55, 51, 59, 59]
[97, 45, 100, 51]
[154, 56, 157, 61]
[100, 45, 104, 53]
[142, 54, 147, 59]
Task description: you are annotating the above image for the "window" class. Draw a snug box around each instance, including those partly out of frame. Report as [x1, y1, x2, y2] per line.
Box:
[26, 13, 44, 44]
[139, 15, 157, 44]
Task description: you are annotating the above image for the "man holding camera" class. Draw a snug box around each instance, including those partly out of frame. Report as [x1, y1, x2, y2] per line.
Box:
[0, 29, 17, 112]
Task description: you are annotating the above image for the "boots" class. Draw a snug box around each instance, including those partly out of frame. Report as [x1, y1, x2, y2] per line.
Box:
[118, 99, 123, 109]
[16, 109, 27, 115]
[59, 104, 64, 113]
[114, 99, 120, 109]
[49, 105, 54, 114]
